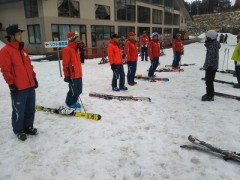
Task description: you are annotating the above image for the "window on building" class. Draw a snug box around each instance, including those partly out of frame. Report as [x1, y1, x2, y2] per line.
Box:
[138, 6, 150, 23]
[152, 9, 162, 24]
[91, 25, 114, 46]
[118, 26, 135, 38]
[138, 0, 163, 5]
[24, 0, 39, 18]
[173, 14, 180, 25]
[164, 7, 173, 25]
[164, 28, 172, 38]
[58, 0, 80, 18]
[95, 4, 110, 20]
[152, 28, 162, 35]
[115, 0, 136, 22]
[164, 0, 173, 7]
[51, 24, 86, 43]
[27, 25, 41, 44]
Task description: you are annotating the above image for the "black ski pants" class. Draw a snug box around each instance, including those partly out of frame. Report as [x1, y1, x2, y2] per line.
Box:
[205, 68, 217, 97]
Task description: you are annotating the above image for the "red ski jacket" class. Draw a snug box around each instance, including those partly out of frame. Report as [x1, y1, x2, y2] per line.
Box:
[148, 40, 161, 60]
[0, 41, 36, 90]
[62, 41, 82, 79]
[140, 35, 149, 46]
[124, 39, 138, 62]
[172, 39, 184, 53]
[107, 39, 122, 65]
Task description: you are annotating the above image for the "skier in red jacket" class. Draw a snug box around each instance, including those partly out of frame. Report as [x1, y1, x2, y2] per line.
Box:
[140, 31, 149, 61]
[62, 31, 83, 109]
[124, 32, 138, 86]
[172, 33, 184, 68]
[0, 25, 38, 141]
[108, 33, 128, 91]
[148, 32, 161, 77]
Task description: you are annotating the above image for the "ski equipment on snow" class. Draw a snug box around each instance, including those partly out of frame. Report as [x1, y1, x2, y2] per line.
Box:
[181, 135, 240, 162]
[154, 68, 184, 72]
[135, 74, 169, 81]
[36, 105, 101, 120]
[201, 77, 235, 85]
[89, 92, 151, 102]
[214, 92, 240, 101]
[165, 63, 195, 67]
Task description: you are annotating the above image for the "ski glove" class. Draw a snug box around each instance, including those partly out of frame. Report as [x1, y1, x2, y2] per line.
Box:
[34, 78, 38, 88]
[64, 77, 71, 83]
[9, 84, 18, 92]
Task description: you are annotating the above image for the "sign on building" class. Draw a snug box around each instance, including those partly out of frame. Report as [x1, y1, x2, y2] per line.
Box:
[44, 41, 68, 48]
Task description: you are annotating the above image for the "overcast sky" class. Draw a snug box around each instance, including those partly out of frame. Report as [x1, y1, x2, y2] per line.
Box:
[184, 0, 236, 5]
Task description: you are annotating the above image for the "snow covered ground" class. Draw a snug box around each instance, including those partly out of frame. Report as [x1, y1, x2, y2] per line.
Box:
[0, 34, 240, 180]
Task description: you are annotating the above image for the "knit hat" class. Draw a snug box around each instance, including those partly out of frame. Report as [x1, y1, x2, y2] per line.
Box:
[128, 32, 136, 36]
[6, 25, 24, 36]
[67, 31, 79, 41]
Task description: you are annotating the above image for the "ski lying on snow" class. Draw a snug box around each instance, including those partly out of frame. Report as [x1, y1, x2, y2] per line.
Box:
[36, 105, 101, 120]
[135, 74, 169, 81]
[89, 92, 151, 102]
[214, 92, 240, 101]
[200, 68, 235, 74]
[181, 135, 240, 162]
[201, 77, 235, 85]
[151, 68, 184, 72]
[165, 63, 195, 67]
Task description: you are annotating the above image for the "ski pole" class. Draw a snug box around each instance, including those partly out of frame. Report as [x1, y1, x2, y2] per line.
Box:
[226, 48, 229, 70]
[221, 48, 227, 71]
[78, 96, 86, 113]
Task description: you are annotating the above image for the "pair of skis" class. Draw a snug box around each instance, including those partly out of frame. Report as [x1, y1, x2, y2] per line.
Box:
[165, 63, 195, 67]
[135, 74, 169, 82]
[89, 92, 151, 102]
[181, 135, 240, 162]
[200, 68, 235, 74]
[201, 77, 235, 85]
[150, 68, 184, 72]
[36, 105, 101, 121]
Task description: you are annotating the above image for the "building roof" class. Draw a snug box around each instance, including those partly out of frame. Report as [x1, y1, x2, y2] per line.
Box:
[175, 0, 192, 21]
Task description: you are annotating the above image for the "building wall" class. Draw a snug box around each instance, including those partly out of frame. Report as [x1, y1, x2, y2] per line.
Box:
[0, 0, 191, 55]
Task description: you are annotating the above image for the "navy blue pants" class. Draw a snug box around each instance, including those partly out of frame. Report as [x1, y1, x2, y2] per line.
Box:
[11, 88, 36, 134]
[148, 57, 159, 77]
[112, 65, 125, 88]
[66, 78, 82, 107]
[127, 61, 137, 84]
[172, 51, 182, 67]
[141, 46, 148, 61]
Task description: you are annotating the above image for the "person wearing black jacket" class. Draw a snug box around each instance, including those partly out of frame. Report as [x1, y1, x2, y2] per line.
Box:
[202, 30, 221, 101]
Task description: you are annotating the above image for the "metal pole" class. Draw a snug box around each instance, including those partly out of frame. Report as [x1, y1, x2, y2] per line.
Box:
[57, 48, 63, 77]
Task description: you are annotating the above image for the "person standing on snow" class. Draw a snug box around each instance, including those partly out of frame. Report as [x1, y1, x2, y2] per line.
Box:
[107, 33, 128, 91]
[148, 32, 161, 78]
[202, 30, 221, 101]
[124, 32, 138, 86]
[62, 31, 83, 109]
[0, 25, 38, 141]
[231, 34, 240, 88]
[172, 33, 184, 69]
[79, 41, 85, 64]
[140, 31, 149, 61]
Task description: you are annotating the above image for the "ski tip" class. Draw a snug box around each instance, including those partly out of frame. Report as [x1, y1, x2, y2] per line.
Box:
[188, 135, 196, 143]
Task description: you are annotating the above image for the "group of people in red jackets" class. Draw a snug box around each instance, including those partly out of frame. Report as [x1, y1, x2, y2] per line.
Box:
[0, 24, 183, 141]
[107, 31, 184, 91]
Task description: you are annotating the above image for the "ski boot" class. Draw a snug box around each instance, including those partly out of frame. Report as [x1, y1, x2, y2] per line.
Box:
[16, 132, 27, 141]
[233, 83, 240, 89]
[25, 127, 38, 135]
[201, 94, 214, 101]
